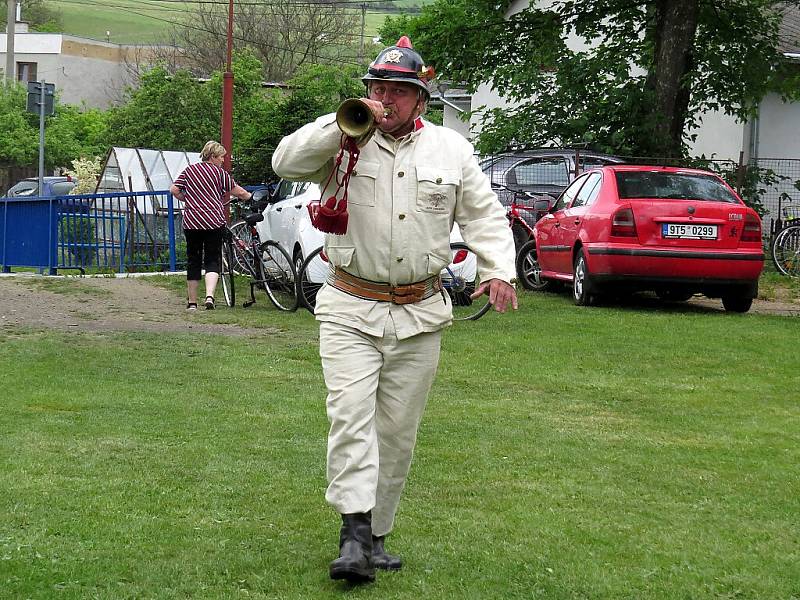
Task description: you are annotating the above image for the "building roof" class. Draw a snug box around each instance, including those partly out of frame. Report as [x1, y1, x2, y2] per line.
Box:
[778, 2, 800, 54]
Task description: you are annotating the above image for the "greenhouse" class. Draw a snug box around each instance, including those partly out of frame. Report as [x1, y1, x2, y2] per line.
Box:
[95, 147, 201, 213]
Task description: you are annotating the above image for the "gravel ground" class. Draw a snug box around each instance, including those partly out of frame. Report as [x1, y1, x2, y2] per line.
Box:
[0, 274, 798, 336]
[0, 274, 268, 336]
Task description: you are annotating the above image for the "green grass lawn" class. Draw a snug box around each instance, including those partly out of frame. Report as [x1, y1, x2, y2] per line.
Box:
[1, 281, 799, 598]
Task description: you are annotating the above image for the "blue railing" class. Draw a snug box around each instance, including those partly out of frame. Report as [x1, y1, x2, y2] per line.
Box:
[1, 190, 183, 274]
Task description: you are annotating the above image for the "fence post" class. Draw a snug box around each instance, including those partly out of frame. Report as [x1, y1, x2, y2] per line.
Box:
[736, 150, 746, 194]
[47, 198, 57, 275]
[167, 192, 176, 272]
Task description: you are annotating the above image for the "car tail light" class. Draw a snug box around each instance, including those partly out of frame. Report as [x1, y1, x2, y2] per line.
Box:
[65, 174, 72, 182]
[611, 207, 637, 237]
[741, 213, 761, 242]
[453, 249, 468, 264]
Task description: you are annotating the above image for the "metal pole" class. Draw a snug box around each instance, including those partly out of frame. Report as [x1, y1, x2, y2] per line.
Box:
[38, 79, 45, 196]
[5, 0, 15, 84]
[359, 3, 366, 63]
[220, 0, 234, 223]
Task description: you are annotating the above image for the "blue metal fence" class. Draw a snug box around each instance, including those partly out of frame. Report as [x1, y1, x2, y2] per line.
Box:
[1, 190, 183, 274]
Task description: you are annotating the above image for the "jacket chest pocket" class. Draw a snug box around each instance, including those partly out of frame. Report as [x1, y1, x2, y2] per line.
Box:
[416, 166, 459, 214]
[338, 160, 379, 207]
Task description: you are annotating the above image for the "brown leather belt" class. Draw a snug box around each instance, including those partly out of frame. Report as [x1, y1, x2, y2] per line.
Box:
[328, 267, 442, 305]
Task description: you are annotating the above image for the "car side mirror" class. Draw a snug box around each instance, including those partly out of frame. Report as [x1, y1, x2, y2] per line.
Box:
[533, 198, 552, 212]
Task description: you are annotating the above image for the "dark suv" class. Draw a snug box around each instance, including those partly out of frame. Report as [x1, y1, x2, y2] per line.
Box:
[481, 148, 625, 203]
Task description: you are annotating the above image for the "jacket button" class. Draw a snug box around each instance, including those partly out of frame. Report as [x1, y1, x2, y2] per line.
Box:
[398, 171, 405, 177]
[436, 177, 442, 184]
[396, 257, 403, 262]
[398, 214, 405, 220]
[352, 170, 357, 175]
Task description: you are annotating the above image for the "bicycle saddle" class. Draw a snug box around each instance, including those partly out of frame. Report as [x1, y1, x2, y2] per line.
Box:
[243, 212, 265, 225]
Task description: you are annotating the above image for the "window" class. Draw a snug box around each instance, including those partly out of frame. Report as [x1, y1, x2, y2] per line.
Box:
[553, 174, 589, 211]
[615, 171, 739, 203]
[509, 157, 570, 187]
[17, 62, 37, 83]
[572, 173, 602, 207]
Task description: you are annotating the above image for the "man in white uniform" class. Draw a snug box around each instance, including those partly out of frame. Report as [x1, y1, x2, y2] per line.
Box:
[272, 37, 517, 583]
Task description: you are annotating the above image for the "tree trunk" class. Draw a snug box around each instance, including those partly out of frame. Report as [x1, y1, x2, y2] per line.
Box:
[646, 0, 699, 157]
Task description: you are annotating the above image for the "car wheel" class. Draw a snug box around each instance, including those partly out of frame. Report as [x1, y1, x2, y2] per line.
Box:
[515, 239, 550, 291]
[656, 289, 694, 303]
[722, 296, 753, 313]
[572, 248, 595, 306]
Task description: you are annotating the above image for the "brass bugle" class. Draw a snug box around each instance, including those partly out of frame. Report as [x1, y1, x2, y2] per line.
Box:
[336, 98, 392, 139]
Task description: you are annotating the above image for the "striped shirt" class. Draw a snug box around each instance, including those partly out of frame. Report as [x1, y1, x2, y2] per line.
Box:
[174, 162, 235, 229]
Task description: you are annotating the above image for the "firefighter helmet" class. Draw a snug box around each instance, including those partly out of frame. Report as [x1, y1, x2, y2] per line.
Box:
[362, 36, 435, 98]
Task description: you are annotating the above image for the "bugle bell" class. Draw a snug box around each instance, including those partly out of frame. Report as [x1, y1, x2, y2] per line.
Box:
[335, 98, 392, 141]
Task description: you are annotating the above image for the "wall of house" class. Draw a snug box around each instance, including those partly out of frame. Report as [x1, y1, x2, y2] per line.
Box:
[756, 93, 800, 159]
[1, 33, 146, 109]
[442, 105, 471, 139]
[687, 110, 746, 162]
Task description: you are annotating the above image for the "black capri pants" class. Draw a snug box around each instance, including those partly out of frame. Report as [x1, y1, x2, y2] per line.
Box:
[184, 227, 224, 280]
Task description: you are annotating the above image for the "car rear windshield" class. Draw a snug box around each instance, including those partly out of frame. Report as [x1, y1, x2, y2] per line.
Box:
[615, 171, 739, 203]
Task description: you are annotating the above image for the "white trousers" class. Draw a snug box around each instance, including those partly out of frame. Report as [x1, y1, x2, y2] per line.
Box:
[319, 317, 442, 537]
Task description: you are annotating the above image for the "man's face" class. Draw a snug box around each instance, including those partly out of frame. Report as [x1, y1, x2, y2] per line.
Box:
[368, 81, 425, 137]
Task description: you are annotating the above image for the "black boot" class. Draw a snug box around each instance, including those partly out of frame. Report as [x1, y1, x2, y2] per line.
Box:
[372, 535, 403, 570]
[329, 513, 375, 583]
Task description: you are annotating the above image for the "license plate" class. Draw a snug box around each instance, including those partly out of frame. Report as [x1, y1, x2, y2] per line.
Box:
[662, 223, 718, 239]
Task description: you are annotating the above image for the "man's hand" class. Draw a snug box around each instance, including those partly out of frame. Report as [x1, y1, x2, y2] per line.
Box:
[470, 279, 518, 313]
[360, 98, 386, 125]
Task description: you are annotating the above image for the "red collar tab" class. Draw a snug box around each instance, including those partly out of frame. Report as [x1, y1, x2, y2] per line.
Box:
[414, 117, 424, 131]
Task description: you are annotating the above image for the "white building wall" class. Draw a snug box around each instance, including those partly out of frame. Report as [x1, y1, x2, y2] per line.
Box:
[687, 110, 746, 161]
[755, 93, 800, 159]
[1, 33, 135, 109]
[442, 105, 471, 139]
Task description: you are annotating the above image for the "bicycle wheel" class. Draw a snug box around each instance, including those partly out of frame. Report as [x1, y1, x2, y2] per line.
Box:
[220, 238, 236, 307]
[772, 225, 800, 277]
[515, 239, 550, 291]
[441, 242, 491, 321]
[297, 246, 328, 314]
[228, 220, 255, 275]
[259, 241, 299, 311]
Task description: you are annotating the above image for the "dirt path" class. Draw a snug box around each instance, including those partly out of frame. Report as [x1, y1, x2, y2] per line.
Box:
[0, 274, 798, 336]
[0, 275, 269, 336]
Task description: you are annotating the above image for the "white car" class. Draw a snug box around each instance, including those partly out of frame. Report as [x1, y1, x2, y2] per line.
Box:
[257, 180, 484, 318]
[255, 180, 322, 275]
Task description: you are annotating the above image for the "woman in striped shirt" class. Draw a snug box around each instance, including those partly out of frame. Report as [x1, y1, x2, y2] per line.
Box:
[170, 141, 252, 310]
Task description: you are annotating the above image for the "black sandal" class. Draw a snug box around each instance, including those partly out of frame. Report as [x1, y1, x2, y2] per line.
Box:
[204, 296, 215, 310]
[186, 301, 198, 311]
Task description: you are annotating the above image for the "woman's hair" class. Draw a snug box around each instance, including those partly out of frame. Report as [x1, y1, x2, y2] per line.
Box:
[200, 141, 226, 161]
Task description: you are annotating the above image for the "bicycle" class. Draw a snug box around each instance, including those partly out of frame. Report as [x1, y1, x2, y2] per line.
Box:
[221, 198, 298, 311]
[495, 184, 555, 253]
[770, 203, 800, 277]
[296, 242, 491, 321]
[493, 185, 554, 291]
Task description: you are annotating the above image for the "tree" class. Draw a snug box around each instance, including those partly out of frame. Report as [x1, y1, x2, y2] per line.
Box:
[105, 53, 365, 185]
[0, 82, 108, 170]
[234, 63, 365, 183]
[0, 0, 63, 31]
[160, 0, 360, 82]
[104, 65, 220, 151]
[380, 0, 800, 157]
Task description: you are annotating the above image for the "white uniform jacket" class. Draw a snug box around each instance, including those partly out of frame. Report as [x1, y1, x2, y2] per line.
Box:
[272, 113, 515, 339]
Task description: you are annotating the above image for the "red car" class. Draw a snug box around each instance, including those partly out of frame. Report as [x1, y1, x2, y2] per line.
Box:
[518, 166, 764, 312]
